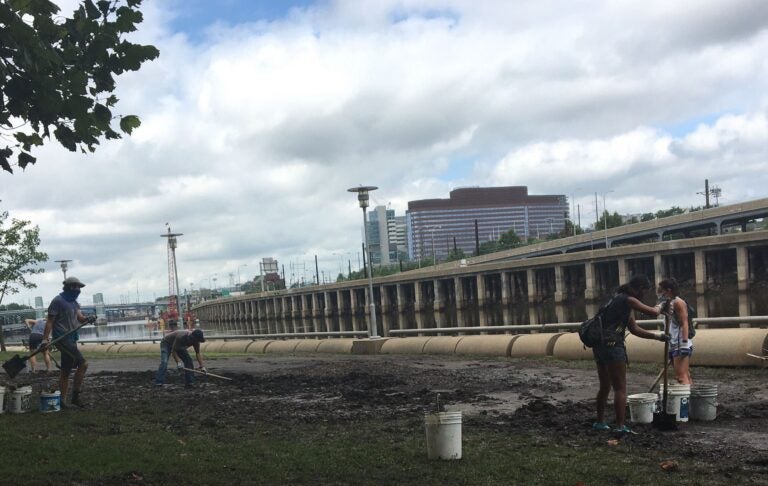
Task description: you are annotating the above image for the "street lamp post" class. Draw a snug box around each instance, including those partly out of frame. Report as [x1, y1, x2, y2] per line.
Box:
[347, 185, 379, 338]
[602, 190, 615, 248]
[55, 259, 72, 279]
[237, 264, 247, 288]
[544, 218, 555, 236]
[427, 226, 441, 264]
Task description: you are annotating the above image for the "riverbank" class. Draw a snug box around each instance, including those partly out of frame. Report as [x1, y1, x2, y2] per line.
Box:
[1, 353, 767, 484]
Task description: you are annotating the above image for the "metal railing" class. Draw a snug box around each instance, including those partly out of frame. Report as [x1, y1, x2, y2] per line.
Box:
[4, 316, 766, 346]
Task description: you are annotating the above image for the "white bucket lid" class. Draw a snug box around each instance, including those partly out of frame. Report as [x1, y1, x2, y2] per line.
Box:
[425, 411, 463, 425]
[628, 393, 658, 401]
[13, 386, 32, 394]
[41, 391, 61, 397]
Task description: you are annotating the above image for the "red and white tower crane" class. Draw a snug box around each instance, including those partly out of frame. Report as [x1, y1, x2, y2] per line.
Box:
[161, 224, 183, 322]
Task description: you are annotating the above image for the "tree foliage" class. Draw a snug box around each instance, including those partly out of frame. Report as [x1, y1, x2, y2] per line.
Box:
[0, 208, 47, 350]
[0, 0, 159, 173]
[0, 209, 47, 306]
[478, 228, 523, 255]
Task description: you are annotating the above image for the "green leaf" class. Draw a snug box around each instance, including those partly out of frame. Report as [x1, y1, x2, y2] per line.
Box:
[84, 0, 100, 19]
[119, 115, 141, 134]
[17, 151, 36, 169]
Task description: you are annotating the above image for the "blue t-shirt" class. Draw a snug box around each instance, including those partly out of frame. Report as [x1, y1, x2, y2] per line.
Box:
[47, 294, 80, 339]
[30, 318, 46, 335]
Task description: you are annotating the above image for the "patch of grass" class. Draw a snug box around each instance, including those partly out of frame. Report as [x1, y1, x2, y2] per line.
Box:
[0, 410, 728, 485]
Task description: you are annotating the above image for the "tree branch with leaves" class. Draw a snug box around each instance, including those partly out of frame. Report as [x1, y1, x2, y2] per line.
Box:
[0, 0, 159, 173]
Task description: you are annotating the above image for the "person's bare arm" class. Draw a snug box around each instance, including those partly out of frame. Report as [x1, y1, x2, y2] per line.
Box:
[628, 316, 665, 341]
[627, 296, 662, 317]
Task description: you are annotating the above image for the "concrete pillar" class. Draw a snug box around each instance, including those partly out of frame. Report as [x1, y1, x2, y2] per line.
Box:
[617, 257, 627, 286]
[381, 285, 391, 313]
[739, 292, 749, 321]
[396, 284, 406, 312]
[311, 292, 320, 317]
[653, 254, 663, 280]
[736, 246, 749, 292]
[584, 262, 597, 300]
[433, 279, 445, 311]
[454, 277, 466, 309]
[335, 290, 344, 315]
[500, 271, 511, 305]
[324, 291, 333, 317]
[476, 274, 487, 305]
[349, 288, 358, 314]
[526, 269, 537, 303]
[553, 265, 564, 303]
[694, 250, 706, 295]
[414, 281, 423, 312]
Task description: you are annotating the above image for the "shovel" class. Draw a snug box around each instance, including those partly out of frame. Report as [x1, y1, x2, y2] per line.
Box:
[182, 367, 233, 381]
[653, 314, 677, 431]
[2, 320, 88, 378]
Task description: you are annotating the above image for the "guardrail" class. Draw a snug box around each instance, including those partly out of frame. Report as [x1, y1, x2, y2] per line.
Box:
[387, 316, 768, 335]
[4, 316, 766, 346]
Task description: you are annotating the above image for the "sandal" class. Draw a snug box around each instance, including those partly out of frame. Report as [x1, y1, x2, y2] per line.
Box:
[592, 422, 611, 431]
[613, 425, 635, 434]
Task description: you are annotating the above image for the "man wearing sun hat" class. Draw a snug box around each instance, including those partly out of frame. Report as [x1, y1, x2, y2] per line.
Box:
[42, 277, 96, 408]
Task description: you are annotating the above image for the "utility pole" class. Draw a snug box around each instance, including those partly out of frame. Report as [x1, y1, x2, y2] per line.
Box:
[474, 219, 480, 256]
[55, 260, 72, 279]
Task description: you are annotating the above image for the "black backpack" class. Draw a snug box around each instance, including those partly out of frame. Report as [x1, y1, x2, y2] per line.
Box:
[673, 298, 697, 339]
[578, 298, 614, 348]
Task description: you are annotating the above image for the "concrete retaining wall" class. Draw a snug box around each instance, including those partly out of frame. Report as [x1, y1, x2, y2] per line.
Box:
[317, 339, 356, 354]
[379, 337, 431, 354]
[422, 337, 463, 355]
[551, 333, 593, 360]
[510, 333, 564, 358]
[454, 335, 519, 357]
[65, 329, 768, 366]
[294, 340, 322, 353]
[264, 340, 302, 354]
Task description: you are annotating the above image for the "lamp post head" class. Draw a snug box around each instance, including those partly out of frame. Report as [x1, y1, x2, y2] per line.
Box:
[347, 185, 378, 210]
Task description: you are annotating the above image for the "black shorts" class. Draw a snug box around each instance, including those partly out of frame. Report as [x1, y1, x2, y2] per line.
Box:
[592, 345, 627, 365]
[57, 338, 86, 371]
[29, 334, 44, 351]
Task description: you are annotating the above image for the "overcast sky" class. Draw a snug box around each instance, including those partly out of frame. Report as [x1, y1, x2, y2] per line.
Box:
[2, 0, 768, 306]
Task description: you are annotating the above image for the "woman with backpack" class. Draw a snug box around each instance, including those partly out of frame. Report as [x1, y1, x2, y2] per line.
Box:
[657, 278, 693, 385]
[592, 274, 668, 434]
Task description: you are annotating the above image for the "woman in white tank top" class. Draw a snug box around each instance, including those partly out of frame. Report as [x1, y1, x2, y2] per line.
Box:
[657, 278, 693, 385]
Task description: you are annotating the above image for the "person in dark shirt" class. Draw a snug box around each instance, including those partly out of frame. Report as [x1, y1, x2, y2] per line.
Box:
[592, 274, 668, 434]
[155, 329, 206, 387]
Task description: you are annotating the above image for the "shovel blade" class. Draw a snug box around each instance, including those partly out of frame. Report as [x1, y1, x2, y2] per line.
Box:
[652, 412, 678, 431]
[2, 355, 28, 379]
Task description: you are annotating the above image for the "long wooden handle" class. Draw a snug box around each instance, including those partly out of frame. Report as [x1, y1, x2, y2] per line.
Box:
[648, 357, 673, 392]
[30, 320, 89, 359]
[182, 368, 232, 381]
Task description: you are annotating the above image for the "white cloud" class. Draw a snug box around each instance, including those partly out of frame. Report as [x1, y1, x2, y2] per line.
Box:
[3, 0, 768, 305]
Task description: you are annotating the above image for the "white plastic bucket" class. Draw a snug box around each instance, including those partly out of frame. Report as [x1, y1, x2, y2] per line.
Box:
[627, 393, 658, 424]
[40, 391, 61, 413]
[659, 384, 691, 422]
[690, 383, 718, 421]
[10, 386, 33, 414]
[0, 386, 5, 414]
[424, 411, 462, 460]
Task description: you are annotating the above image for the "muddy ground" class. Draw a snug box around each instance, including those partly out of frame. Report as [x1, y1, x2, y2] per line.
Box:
[8, 354, 768, 482]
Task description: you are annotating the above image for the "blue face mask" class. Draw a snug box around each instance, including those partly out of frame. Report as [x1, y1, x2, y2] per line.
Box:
[61, 289, 81, 302]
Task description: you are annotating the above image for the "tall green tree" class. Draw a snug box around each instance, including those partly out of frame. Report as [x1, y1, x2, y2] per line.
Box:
[0, 0, 159, 173]
[0, 208, 48, 350]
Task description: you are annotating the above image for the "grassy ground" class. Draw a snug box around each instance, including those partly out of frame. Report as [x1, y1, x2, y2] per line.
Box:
[0, 352, 764, 485]
[0, 406, 699, 485]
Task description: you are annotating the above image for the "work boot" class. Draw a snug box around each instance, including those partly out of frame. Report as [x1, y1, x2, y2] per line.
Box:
[71, 391, 87, 408]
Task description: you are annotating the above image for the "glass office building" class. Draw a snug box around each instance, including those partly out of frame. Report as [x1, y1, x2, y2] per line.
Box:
[406, 186, 568, 261]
